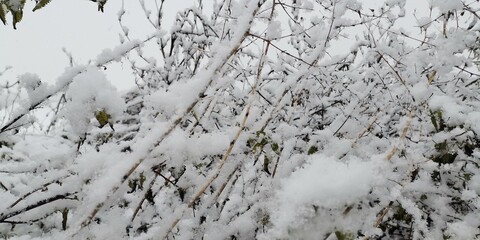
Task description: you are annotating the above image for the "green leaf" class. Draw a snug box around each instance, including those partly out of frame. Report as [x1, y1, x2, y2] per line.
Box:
[0, 140, 12, 148]
[393, 206, 413, 223]
[12, 9, 23, 29]
[463, 173, 472, 182]
[307, 146, 318, 155]
[33, 0, 53, 12]
[145, 189, 154, 203]
[95, 109, 112, 128]
[247, 138, 256, 148]
[437, 111, 446, 131]
[177, 187, 186, 202]
[434, 141, 448, 152]
[128, 179, 137, 193]
[253, 138, 269, 152]
[432, 152, 457, 165]
[430, 110, 439, 132]
[431, 170, 441, 182]
[334, 230, 355, 240]
[420, 194, 428, 201]
[97, 0, 107, 12]
[271, 142, 279, 153]
[263, 156, 271, 174]
[256, 131, 265, 137]
[430, 110, 446, 132]
[61, 208, 69, 231]
[0, 4, 7, 25]
[258, 138, 268, 147]
[139, 172, 146, 188]
[464, 142, 476, 156]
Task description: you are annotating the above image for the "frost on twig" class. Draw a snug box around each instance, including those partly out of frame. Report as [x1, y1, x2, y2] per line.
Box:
[2, 0, 480, 239]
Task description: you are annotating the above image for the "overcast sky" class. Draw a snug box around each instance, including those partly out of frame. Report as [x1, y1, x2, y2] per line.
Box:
[0, 0, 428, 91]
[0, 0, 195, 91]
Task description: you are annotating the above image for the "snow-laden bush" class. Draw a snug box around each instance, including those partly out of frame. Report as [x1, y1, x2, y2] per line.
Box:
[1, 0, 480, 239]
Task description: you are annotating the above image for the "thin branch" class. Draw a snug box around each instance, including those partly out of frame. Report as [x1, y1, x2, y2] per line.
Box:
[0, 192, 77, 222]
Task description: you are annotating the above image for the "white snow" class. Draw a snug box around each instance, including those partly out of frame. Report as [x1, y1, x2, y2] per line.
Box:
[3, 0, 480, 239]
[272, 154, 379, 234]
[63, 67, 125, 136]
[429, 95, 468, 126]
[95, 40, 142, 65]
[431, 0, 463, 13]
[266, 21, 282, 40]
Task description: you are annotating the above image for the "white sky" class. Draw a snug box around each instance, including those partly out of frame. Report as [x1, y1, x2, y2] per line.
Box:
[0, 0, 428, 91]
[0, 0, 194, 91]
